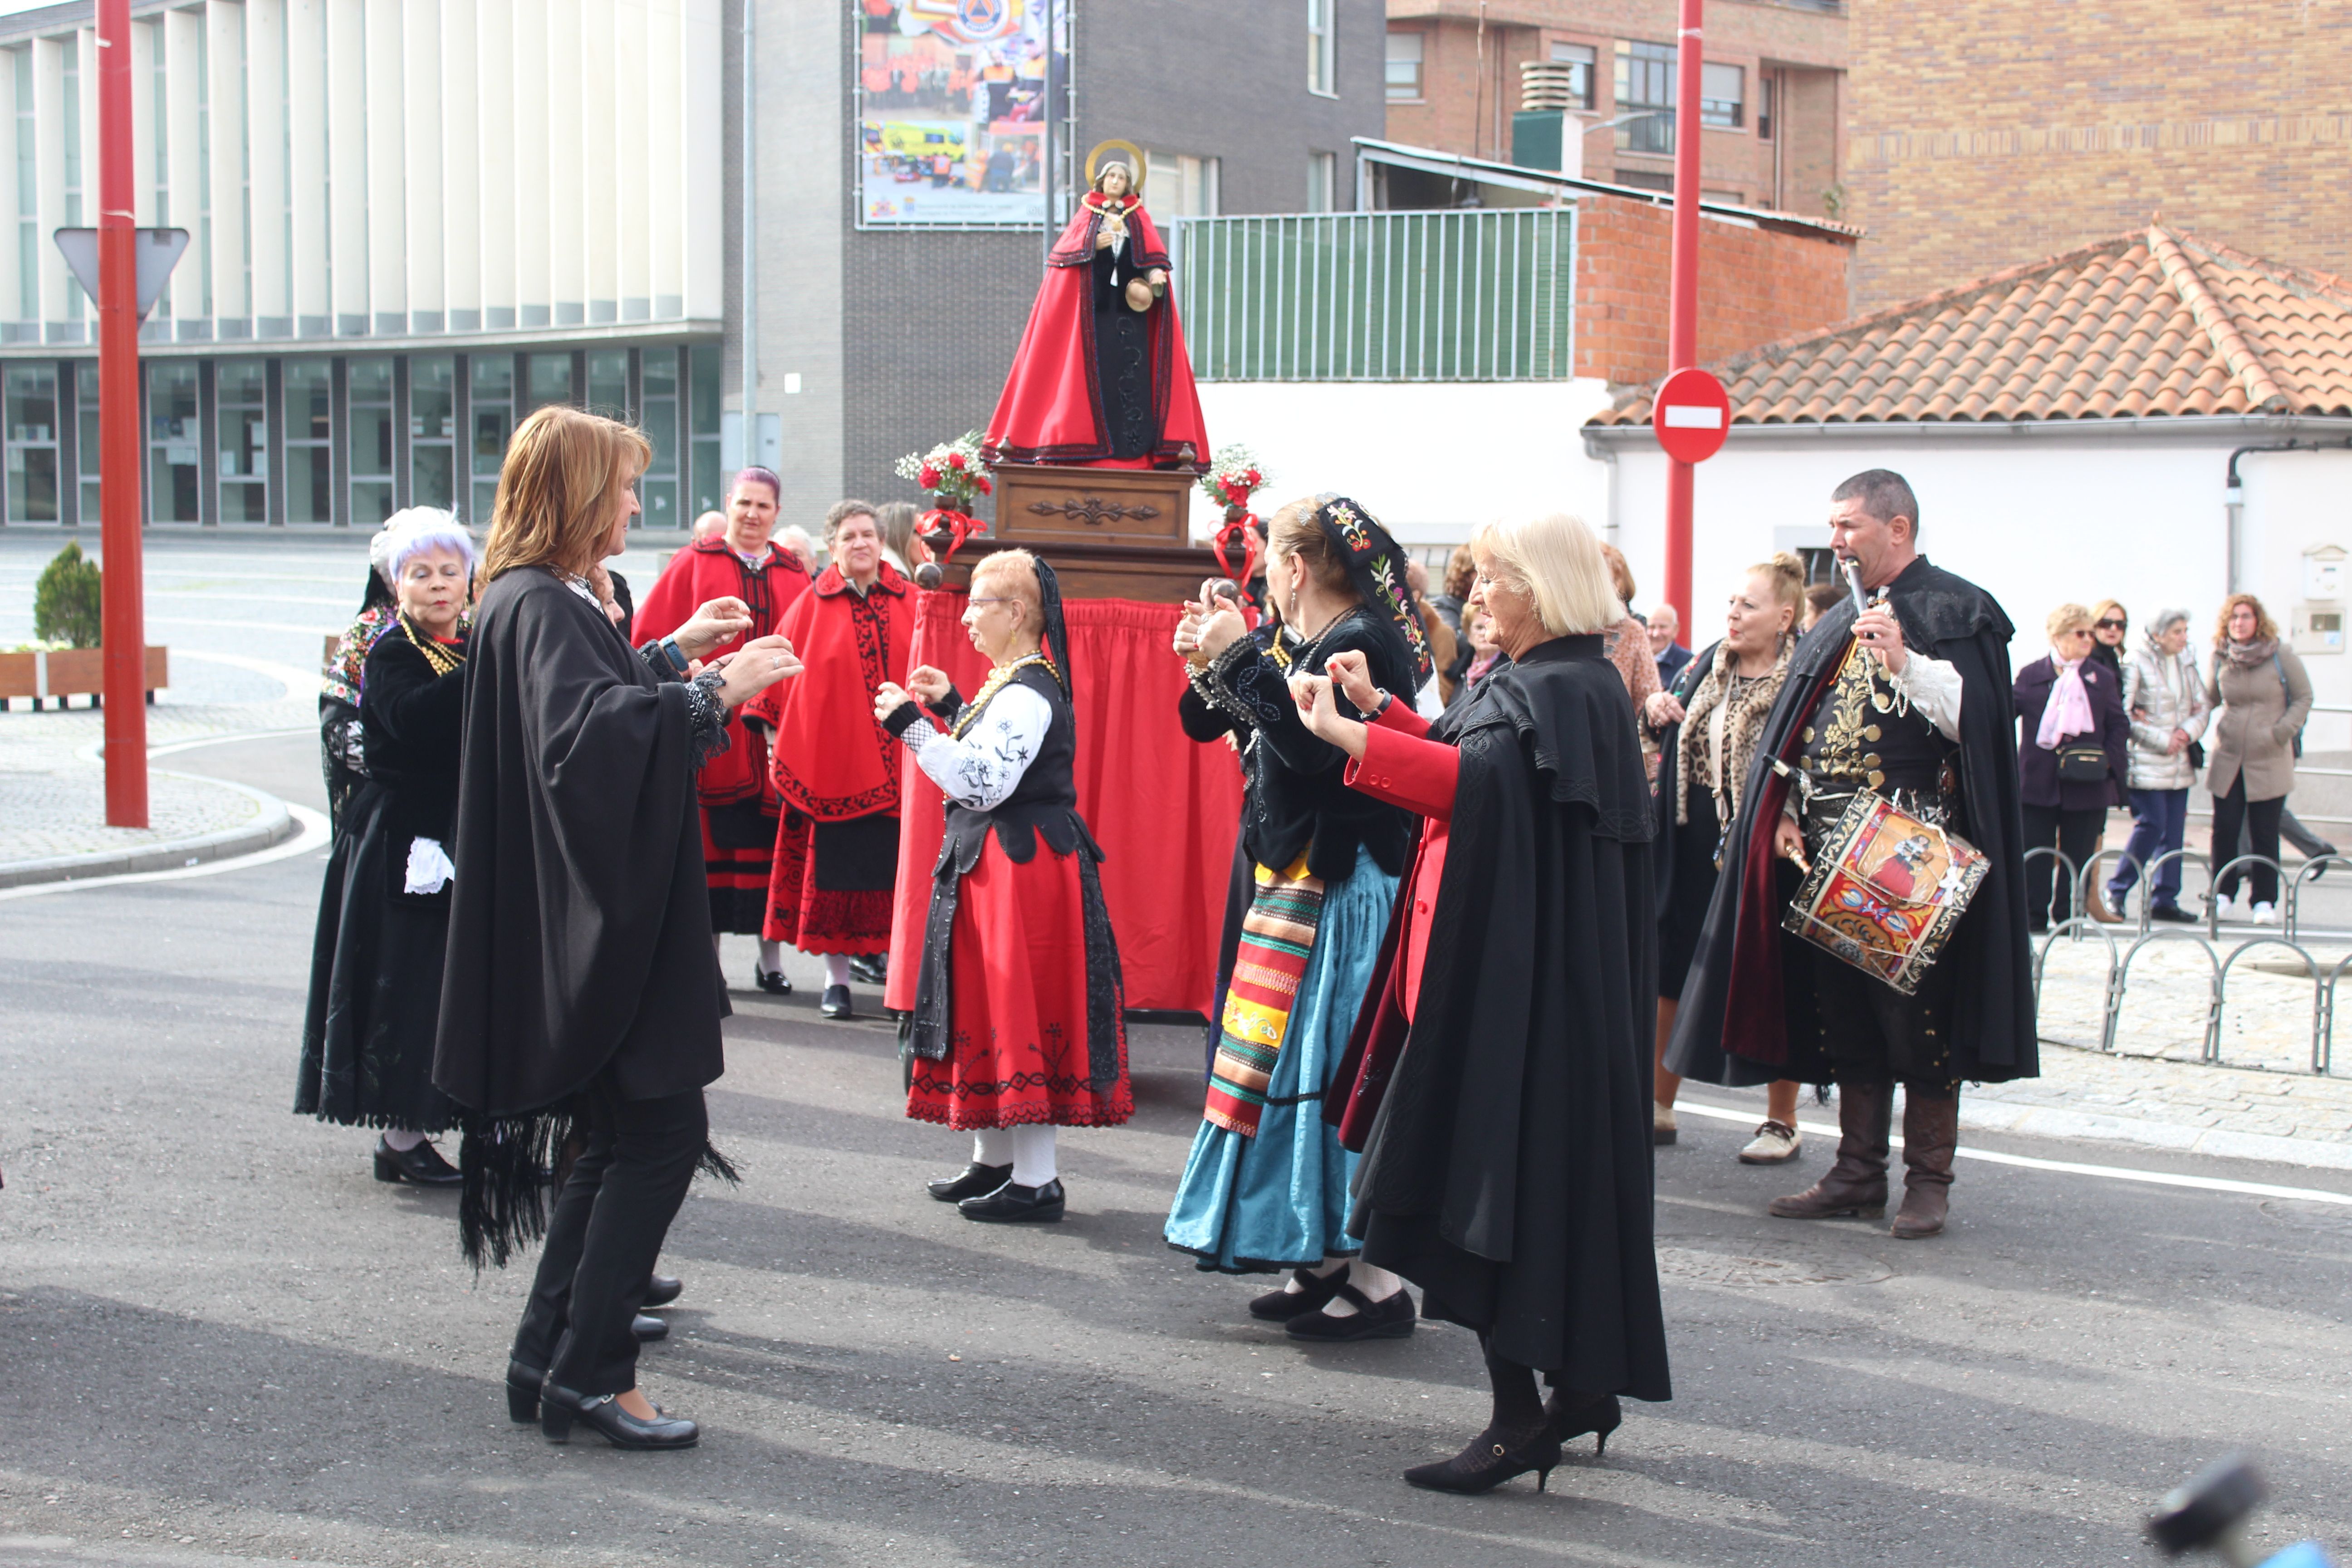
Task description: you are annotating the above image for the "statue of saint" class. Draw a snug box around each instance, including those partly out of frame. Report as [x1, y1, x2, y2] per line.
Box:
[983, 158, 1209, 470]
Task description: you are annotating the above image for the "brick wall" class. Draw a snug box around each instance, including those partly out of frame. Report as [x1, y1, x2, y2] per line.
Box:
[1572, 192, 1852, 385]
[1385, 0, 1846, 212]
[1846, 0, 2352, 309]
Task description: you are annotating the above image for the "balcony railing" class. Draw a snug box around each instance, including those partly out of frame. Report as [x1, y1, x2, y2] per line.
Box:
[1165, 209, 1576, 382]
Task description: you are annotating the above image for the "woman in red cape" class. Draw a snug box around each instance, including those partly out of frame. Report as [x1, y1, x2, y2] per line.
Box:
[743, 500, 912, 1019]
[982, 159, 1208, 469]
[629, 466, 812, 990]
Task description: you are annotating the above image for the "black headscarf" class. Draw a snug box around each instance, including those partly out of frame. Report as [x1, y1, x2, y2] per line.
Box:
[1033, 554, 1073, 705]
[1311, 495, 1433, 686]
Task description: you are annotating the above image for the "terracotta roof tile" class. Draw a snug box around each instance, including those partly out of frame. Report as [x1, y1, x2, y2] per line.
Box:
[1592, 226, 2352, 428]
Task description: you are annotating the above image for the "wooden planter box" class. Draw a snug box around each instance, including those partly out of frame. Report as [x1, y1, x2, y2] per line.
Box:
[0, 646, 168, 709]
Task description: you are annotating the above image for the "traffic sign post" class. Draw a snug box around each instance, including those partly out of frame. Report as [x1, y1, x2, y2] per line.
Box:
[1661, 0, 1706, 638]
[1652, 367, 1730, 465]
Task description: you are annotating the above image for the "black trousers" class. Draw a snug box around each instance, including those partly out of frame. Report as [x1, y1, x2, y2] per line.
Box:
[2210, 778, 2285, 906]
[513, 1081, 707, 1398]
[2020, 803, 2107, 928]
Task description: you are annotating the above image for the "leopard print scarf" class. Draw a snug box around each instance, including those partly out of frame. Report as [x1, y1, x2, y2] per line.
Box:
[1675, 636, 1793, 828]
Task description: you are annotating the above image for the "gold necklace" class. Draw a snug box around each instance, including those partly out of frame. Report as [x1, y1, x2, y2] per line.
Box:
[951, 651, 1061, 738]
[400, 613, 466, 678]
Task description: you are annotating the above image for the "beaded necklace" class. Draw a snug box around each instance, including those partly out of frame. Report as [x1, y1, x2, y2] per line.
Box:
[398, 612, 466, 678]
[950, 650, 1063, 740]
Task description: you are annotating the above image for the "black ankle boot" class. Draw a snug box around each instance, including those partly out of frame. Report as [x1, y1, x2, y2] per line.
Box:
[1543, 1390, 1622, 1455]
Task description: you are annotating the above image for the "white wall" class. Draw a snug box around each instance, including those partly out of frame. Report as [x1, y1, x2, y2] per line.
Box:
[1599, 429, 2352, 750]
[1193, 380, 1618, 549]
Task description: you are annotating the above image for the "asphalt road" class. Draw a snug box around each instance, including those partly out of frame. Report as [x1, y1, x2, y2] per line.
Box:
[4, 680, 2352, 1568]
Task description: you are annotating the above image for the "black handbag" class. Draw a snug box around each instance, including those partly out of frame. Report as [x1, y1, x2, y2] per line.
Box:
[2056, 740, 2110, 783]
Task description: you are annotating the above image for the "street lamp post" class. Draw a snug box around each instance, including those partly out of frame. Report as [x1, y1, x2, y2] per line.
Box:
[96, 0, 145, 828]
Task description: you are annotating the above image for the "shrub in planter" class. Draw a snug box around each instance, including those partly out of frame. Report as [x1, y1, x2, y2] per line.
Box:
[34, 541, 103, 648]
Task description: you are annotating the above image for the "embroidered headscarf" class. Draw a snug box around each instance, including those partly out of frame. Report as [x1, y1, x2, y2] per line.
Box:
[1310, 495, 1434, 686]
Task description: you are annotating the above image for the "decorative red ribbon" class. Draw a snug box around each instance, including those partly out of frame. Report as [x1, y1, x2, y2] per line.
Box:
[1211, 511, 1261, 587]
[917, 507, 987, 565]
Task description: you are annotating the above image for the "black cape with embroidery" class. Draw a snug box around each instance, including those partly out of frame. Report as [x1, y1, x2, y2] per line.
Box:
[433, 568, 731, 1261]
[1334, 636, 1670, 1395]
[1663, 555, 2035, 1088]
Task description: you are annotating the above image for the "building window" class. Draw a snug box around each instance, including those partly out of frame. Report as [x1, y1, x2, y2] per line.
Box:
[687, 343, 721, 519]
[640, 348, 681, 530]
[147, 361, 199, 522]
[410, 355, 456, 510]
[1701, 63, 1744, 129]
[1307, 151, 1337, 213]
[217, 359, 266, 522]
[76, 370, 99, 520]
[587, 349, 628, 417]
[1614, 41, 1676, 156]
[1385, 32, 1423, 101]
[348, 356, 393, 526]
[283, 359, 331, 524]
[527, 352, 573, 412]
[5, 361, 58, 522]
[470, 354, 513, 527]
[1611, 167, 1675, 193]
[1308, 0, 1336, 96]
[15, 50, 35, 326]
[1549, 42, 1597, 110]
[1146, 150, 1220, 217]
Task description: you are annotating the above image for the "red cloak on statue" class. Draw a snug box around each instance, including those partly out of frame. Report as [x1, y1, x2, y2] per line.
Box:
[630, 537, 813, 932]
[983, 190, 1209, 470]
[742, 561, 914, 953]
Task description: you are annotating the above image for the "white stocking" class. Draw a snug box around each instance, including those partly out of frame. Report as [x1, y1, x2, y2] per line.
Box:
[972, 1129, 1013, 1167]
[1324, 1262, 1403, 1317]
[823, 952, 853, 988]
[757, 938, 782, 974]
[1009, 1124, 1058, 1187]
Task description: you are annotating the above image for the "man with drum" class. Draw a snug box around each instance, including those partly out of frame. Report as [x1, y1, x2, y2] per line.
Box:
[1666, 470, 2037, 1239]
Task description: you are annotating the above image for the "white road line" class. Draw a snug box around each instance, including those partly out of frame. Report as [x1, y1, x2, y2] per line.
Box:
[0, 802, 329, 902]
[1671, 1098, 2352, 1206]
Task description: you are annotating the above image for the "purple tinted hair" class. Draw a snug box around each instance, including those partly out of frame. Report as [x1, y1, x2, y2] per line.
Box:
[730, 466, 783, 501]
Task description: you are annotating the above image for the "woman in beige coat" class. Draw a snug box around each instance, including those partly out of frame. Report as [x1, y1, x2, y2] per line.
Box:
[2205, 593, 2313, 923]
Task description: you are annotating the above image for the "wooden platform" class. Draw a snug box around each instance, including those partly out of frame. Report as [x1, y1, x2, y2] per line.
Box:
[944, 461, 1223, 603]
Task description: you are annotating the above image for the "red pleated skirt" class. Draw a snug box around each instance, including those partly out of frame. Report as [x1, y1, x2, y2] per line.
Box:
[906, 836, 1132, 1130]
[762, 810, 896, 955]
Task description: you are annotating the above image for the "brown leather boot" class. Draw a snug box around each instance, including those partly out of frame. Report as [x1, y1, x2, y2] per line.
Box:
[1768, 1081, 1891, 1219]
[1891, 1089, 1958, 1239]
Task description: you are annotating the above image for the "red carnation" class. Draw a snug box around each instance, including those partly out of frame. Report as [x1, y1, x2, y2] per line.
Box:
[976, 476, 993, 494]
[1245, 467, 1261, 485]
[919, 465, 941, 489]
[947, 452, 966, 470]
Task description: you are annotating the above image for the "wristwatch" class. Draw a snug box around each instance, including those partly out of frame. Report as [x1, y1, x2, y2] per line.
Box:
[1367, 688, 1394, 718]
[658, 636, 691, 676]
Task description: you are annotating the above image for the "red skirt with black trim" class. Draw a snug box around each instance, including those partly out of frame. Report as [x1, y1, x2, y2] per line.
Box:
[762, 809, 897, 955]
[906, 835, 1132, 1131]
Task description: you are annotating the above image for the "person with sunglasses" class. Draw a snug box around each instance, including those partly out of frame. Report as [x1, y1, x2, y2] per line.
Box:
[2087, 601, 2130, 684]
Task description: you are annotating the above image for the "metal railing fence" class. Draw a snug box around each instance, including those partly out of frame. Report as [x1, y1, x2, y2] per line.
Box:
[1164, 209, 1577, 383]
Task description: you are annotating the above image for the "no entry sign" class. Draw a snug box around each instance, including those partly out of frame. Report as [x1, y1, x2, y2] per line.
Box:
[1652, 367, 1731, 464]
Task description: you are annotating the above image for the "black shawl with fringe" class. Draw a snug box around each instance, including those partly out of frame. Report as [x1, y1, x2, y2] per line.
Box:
[433, 567, 731, 1265]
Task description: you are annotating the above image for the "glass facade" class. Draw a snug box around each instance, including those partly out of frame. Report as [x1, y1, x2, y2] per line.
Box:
[0, 345, 721, 526]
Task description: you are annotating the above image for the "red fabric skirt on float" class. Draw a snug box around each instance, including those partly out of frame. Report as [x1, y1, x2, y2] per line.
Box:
[905, 835, 1132, 1130]
[883, 590, 1244, 1016]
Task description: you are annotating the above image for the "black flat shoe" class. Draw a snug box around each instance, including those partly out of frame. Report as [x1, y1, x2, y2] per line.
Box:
[540, 1381, 698, 1449]
[849, 954, 887, 986]
[1543, 1390, 1622, 1456]
[754, 967, 792, 995]
[1285, 1282, 1416, 1341]
[927, 1161, 1014, 1202]
[820, 984, 854, 1019]
[1404, 1425, 1561, 1495]
[1249, 1264, 1350, 1322]
[643, 1272, 683, 1308]
[506, 1359, 546, 1423]
[960, 1176, 1065, 1223]
[2150, 903, 2197, 923]
[633, 1313, 668, 1343]
[373, 1137, 462, 1186]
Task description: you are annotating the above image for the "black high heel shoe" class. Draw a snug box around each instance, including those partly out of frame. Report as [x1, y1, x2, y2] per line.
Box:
[539, 1381, 699, 1449]
[1248, 1264, 1350, 1322]
[1543, 1390, 1622, 1456]
[1403, 1425, 1563, 1495]
[506, 1359, 546, 1424]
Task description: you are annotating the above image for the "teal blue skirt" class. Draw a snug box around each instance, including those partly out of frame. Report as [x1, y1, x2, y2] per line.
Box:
[1164, 846, 1399, 1274]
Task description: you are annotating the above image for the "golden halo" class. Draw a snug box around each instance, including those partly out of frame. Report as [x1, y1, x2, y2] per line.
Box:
[1085, 138, 1145, 194]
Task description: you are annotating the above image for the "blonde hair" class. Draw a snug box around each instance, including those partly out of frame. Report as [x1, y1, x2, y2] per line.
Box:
[1473, 514, 1619, 637]
[2046, 602, 2094, 639]
[482, 406, 651, 580]
[1749, 551, 1806, 614]
[1264, 497, 1357, 599]
[970, 548, 1041, 634]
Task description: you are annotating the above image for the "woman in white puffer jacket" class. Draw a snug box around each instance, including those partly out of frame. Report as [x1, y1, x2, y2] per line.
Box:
[2105, 608, 2211, 922]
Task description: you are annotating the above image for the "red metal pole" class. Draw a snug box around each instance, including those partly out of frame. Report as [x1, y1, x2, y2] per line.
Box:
[97, 0, 146, 828]
[1662, 0, 1704, 638]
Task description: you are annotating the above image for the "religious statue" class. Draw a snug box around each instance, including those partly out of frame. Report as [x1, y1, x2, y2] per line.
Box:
[982, 152, 1209, 470]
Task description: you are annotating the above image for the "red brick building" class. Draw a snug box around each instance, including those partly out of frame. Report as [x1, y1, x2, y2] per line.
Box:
[1382, 0, 1847, 218]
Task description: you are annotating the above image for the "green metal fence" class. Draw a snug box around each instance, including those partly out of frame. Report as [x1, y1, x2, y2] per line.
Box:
[1165, 209, 1577, 382]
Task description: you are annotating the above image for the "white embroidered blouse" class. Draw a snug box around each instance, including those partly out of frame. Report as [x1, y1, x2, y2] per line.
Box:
[902, 682, 1054, 811]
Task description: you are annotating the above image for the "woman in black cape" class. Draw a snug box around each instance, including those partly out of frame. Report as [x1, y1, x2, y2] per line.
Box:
[296, 509, 478, 1183]
[433, 405, 799, 1450]
[1299, 512, 1669, 1495]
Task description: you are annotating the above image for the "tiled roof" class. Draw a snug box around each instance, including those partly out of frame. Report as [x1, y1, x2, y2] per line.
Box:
[1591, 226, 2352, 427]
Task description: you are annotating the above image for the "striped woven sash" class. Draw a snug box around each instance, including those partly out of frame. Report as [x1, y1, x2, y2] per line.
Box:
[1203, 856, 1327, 1137]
